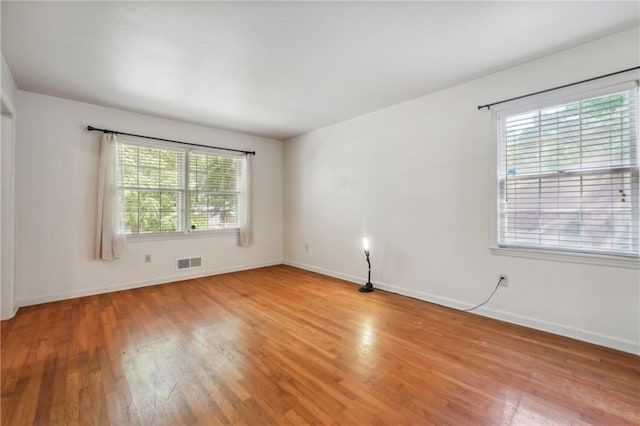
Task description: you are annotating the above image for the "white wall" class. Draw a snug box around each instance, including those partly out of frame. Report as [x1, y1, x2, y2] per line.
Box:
[15, 91, 283, 306]
[1, 53, 18, 320]
[283, 27, 640, 354]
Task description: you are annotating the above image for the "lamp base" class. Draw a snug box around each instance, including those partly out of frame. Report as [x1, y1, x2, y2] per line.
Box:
[358, 282, 374, 292]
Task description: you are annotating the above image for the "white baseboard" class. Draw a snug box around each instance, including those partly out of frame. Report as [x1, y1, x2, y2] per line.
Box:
[17, 260, 283, 308]
[0, 305, 19, 321]
[283, 259, 639, 355]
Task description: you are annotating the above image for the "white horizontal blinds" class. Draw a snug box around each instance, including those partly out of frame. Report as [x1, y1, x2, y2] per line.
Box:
[498, 85, 639, 256]
[188, 150, 243, 231]
[116, 141, 185, 234]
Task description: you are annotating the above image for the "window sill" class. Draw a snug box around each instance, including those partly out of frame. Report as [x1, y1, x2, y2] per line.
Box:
[126, 228, 239, 242]
[489, 246, 640, 269]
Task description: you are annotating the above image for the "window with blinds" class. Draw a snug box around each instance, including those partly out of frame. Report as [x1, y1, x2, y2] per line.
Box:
[497, 84, 639, 257]
[188, 151, 243, 231]
[116, 142, 186, 234]
[115, 137, 245, 235]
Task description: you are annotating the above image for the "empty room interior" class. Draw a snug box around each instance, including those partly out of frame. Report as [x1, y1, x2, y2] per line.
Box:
[1, 1, 639, 425]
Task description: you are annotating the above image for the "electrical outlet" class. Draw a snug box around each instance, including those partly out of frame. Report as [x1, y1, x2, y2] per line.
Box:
[499, 274, 509, 287]
[145, 254, 151, 263]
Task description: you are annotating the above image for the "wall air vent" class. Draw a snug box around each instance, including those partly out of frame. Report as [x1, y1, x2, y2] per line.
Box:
[177, 257, 202, 270]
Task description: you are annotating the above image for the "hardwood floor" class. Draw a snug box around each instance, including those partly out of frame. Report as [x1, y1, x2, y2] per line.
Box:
[1, 265, 638, 425]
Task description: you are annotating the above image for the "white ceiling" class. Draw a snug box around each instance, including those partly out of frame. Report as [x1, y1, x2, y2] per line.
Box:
[2, 2, 639, 140]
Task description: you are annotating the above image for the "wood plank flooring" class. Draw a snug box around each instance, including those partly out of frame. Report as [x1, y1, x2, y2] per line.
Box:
[1, 265, 639, 425]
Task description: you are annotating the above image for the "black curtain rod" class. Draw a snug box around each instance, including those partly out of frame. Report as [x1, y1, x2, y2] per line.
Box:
[477, 66, 640, 110]
[87, 125, 256, 155]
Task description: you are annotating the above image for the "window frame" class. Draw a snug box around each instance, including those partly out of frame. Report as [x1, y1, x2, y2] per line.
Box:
[116, 135, 244, 239]
[187, 149, 244, 233]
[490, 80, 640, 269]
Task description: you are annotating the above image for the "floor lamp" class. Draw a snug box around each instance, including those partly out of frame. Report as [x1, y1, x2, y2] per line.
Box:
[359, 237, 374, 292]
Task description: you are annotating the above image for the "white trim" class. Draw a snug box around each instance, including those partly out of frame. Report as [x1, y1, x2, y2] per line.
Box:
[127, 228, 239, 242]
[1, 88, 17, 117]
[1, 305, 19, 321]
[190, 146, 244, 159]
[283, 259, 366, 286]
[16, 260, 282, 308]
[283, 259, 640, 355]
[490, 246, 640, 269]
[117, 134, 186, 152]
[0, 92, 16, 322]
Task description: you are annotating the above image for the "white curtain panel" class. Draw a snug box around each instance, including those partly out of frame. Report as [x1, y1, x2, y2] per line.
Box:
[95, 133, 125, 260]
[238, 153, 253, 247]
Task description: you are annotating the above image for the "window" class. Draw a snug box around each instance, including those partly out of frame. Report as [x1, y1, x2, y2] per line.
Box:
[189, 150, 243, 231]
[116, 137, 245, 235]
[497, 83, 639, 257]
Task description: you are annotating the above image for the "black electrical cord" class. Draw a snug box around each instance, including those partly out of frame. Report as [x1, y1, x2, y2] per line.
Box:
[460, 277, 504, 312]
